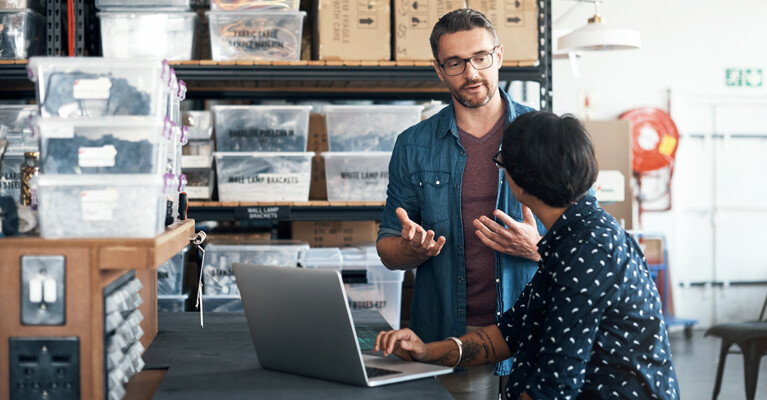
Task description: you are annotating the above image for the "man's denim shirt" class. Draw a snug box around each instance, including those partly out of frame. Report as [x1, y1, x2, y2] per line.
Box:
[377, 88, 546, 375]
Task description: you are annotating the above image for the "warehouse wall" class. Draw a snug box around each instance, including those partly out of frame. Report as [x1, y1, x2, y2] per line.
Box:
[550, 0, 767, 326]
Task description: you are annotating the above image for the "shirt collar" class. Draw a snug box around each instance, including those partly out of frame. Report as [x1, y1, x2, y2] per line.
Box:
[537, 194, 600, 255]
[437, 87, 518, 139]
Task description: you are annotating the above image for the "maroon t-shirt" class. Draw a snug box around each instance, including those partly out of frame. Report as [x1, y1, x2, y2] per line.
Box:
[458, 115, 505, 326]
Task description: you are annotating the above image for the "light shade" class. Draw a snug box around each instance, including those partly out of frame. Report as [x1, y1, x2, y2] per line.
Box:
[558, 19, 642, 52]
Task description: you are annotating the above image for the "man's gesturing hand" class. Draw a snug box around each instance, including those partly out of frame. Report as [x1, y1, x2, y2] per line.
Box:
[473, 206, 541, 262]
[397, 207, 446, 258]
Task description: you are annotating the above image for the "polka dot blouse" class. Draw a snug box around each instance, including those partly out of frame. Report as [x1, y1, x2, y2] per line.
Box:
[497, 195, 679, 399]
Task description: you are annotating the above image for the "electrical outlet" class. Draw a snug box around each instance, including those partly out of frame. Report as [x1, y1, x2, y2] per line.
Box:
[21, 255, 66, 325]
[9, 337, 80, 400]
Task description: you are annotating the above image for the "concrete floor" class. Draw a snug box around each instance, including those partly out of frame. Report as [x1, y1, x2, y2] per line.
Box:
[668, 328, 767, 399]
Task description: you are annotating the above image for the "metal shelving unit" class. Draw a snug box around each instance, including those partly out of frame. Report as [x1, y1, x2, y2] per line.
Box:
[0, 0, 553, 221]
[187, 202, 385, 222]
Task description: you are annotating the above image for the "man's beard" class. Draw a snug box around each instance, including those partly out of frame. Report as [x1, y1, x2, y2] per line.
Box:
[449, 78, 496, 109]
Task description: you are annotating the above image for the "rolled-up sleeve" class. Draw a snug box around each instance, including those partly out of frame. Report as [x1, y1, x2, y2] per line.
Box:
[378, 132, 419, 242]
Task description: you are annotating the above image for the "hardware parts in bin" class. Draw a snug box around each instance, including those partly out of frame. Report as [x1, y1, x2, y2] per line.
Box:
[202, 241, 308, 295]
[99, 11, 197, 61]
[206, 11, 306, 61]
[210, 0, 299, 11]
[321, 152, 391, 202]
[324, 105, 423, 152]
[27, 57, 170, 119]
[37, 174, 166, 239]
[0, 152, 23, 202]
[35, 117, 171, 175]
[214, 151, 313, 202]
[212, 105, 311, 152]
[0, 105, 39, 153]
[0, 9, 44, 59]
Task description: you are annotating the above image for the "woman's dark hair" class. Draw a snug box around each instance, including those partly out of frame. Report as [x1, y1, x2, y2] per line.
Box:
[501, 111, 598, 208]
[429, 8, 499, 61]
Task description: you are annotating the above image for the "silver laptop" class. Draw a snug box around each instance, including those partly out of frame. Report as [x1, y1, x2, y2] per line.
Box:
[232, 263, 454, 386]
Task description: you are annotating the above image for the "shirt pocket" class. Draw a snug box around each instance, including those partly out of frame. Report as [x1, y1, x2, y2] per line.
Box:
[411, 171, 450, 226]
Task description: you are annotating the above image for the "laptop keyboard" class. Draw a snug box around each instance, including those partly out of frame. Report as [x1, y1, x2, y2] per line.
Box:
[355, 325, 378, 351]
[365, 366, 400, 378]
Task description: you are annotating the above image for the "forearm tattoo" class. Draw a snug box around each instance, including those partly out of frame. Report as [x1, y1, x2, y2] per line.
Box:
[436, 349, 457, 366]
[463, 330, 497, 364]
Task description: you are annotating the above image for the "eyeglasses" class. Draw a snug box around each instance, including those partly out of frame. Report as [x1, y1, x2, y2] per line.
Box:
[439, 47, 498, 76]
[492, 150, 505, 169]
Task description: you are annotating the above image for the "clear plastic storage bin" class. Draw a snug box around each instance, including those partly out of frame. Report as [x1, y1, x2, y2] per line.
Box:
[303, 246, 405, 329]
[96, 0, 191, 10]
[325, 105, 423, 152]
[207, 11, 305, 61]
[98, 11, 197, 61]
[0, 10, 44, 59]
[37, 174, 165, 238]
[157, 247, 187, 295]
[210, 0, 299, 11]
[201, 295, 243, 312]
[183, 110, 213, 140]
[181, 166, 214, 200]
[0, 0, 44, 12]
[214, 152, 313, 202]
[27, 57, 170, 118]
[158, 294, 188, 312]
[0, 105, 38, 153]
[212, 105, 311, 152]
[35, 117, 170, 175]
[322, 152, 391, 201]
[202, 241, 308, 295]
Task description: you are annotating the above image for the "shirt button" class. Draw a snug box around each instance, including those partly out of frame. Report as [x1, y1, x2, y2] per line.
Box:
[496, 278, 500, 283]
[454, 184, 459, 189]
[458, 308, 464, 314]
[458, 277, 464, 283]
[497, 312, 501, 316]
[460, 151, 466, 156]
[435, 180, 440, 185]
[457, 245, 462, 250]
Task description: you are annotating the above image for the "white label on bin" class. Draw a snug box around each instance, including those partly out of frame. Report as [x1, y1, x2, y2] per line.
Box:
[185, 186, 210, 199]
[338, 171, 389, 180]
[80, 188, 119, 221]
[44, 126, 75, 138]
[181, 155, 211, 169]
[227, 173, 301, 185]
[73, 78, 112, 100]
[78, 145, 117, 168]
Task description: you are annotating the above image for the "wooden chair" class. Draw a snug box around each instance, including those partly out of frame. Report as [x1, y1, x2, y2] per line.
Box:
[705, 292, 767, 399]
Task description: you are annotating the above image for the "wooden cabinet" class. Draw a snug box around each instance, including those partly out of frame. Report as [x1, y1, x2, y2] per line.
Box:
[0, 220, 194, 400]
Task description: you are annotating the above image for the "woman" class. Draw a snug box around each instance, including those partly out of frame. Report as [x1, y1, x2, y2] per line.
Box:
[374, 111, 680, 399]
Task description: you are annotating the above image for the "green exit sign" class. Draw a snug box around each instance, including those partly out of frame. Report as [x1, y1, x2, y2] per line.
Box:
[726, 68, 763, 87]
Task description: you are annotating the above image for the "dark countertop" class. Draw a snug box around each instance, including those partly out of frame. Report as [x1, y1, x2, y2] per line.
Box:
[143, 312, 451, 399]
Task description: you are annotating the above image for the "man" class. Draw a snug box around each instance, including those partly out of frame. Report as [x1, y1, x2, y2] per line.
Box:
[376, 8, 545, 399]
[375, 111, 680, 400]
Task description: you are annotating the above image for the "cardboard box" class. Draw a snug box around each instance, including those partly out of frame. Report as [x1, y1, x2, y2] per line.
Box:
[307, 113, 329, 200]
[641, 237, 664, 265]
[314, 0, 390, 60]
[585, 120, 635, 230]
[393, 0, 466, 61]
[468, 0, 538, 63]
[292, 220, 379, 247]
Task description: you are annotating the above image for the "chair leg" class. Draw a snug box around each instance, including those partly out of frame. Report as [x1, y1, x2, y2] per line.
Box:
[741, 340, 764, 400]
[712, 340, 732, 400]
